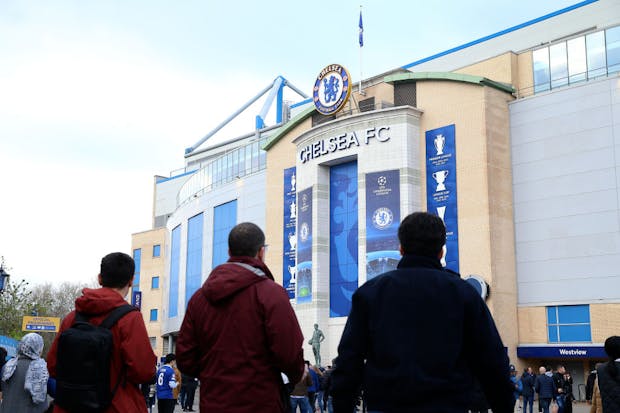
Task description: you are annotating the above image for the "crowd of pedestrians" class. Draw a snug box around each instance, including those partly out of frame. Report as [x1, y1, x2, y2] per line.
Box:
[0, 218, 619, 413]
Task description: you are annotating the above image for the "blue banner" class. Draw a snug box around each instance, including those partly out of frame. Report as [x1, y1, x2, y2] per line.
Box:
[297, 187, 312, 304]
[365, 170, 400, 280]
[131, 291, 142, 310]
[426, 124, 459, 273]
[282, 167, 297, 299]
[517, 345, 606, 359]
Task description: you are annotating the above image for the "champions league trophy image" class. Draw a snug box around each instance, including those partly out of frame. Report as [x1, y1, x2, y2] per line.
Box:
[288, 232, 297, 250]
[434, 134, 446, 156]
[287, 265, 297, 283]
[436, 206, 446, 222]
[432, 170, 449, 192]
[441, 245, 447, 267]
[291, 173, 296, 192]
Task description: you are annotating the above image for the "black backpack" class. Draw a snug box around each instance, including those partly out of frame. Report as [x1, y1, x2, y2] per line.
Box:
[55, 304, 137, 413]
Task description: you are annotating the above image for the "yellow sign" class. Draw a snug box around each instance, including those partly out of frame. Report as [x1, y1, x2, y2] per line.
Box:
[22, 316, 61, 333]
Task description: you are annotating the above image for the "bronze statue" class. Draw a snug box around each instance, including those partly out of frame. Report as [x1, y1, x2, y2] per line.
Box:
[308, 323, 325, 366]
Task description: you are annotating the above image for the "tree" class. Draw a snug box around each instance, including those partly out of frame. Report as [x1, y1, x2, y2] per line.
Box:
[0, 277, 34, 339]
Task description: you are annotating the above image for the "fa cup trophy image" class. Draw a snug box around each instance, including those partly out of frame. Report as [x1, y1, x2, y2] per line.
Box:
[432, 170, 449, 192]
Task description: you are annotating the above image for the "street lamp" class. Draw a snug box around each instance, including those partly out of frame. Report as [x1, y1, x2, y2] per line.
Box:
[0, 265, 10, 293]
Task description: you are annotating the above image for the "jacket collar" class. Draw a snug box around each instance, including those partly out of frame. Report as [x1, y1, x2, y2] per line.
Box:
[397, 254, 444, 271]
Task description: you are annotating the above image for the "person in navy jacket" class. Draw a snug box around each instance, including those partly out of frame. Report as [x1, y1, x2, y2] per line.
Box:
[330, 212, 513, 413]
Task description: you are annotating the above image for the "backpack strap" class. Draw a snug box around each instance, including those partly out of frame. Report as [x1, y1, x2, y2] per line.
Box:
[100, 304, 138, 329]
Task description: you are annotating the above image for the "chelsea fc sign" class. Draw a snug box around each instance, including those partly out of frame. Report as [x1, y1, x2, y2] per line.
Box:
[313, 64, 352, 116]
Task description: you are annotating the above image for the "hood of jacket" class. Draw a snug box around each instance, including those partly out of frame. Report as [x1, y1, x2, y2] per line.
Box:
[203, 256, 275, 303]
[75, 287, 130, 316]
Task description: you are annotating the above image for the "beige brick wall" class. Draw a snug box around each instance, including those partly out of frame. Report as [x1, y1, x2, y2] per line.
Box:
[417, 79, 519, 360]
[590, 303, 620, 342]
[519, 303, 620, 345]
[131, 227, 166, 358]
[455, 52, 516, 85]
[516, 51, 534, 98]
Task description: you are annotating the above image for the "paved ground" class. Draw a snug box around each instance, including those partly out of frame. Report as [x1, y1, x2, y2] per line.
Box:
[149, 399, 593, 412]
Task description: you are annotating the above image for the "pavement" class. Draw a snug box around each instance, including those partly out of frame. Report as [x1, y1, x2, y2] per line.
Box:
[148, 398, 593, 412]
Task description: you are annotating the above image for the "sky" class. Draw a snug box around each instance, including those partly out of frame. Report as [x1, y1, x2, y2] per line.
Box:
[0, 0, 579, 286]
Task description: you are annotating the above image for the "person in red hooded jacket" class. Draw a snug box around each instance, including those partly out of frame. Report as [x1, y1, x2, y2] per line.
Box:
[47, 252, 157, 413]
[177, 222, 305, 413]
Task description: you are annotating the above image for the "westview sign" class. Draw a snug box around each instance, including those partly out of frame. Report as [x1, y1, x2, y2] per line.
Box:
[517, 345, 606, 359]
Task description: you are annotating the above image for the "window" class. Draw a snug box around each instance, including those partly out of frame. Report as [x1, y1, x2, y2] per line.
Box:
[213, 201, 238, 268]
[549, 42, 568, 88]
[169, 225, 181, 318]
[149, 337, 157, 349]
[151, 276, 160, 289]
[149, 309, 158, 322]
[606, 25, 620, 74]
[153, 244, 161, 257]
[586, 31, 607, 79]
[186, 213, 204, 306]
[547, 305, 591, 343]
[132, 249, 141, 292]
[533, 48, 551, 93]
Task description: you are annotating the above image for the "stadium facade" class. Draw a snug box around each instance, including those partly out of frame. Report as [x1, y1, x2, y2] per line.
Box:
[132, 0, 620, 396]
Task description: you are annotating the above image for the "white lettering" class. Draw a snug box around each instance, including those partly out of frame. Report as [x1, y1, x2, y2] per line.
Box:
[298, 125, 391, 163]
[558, 349, 586, 356]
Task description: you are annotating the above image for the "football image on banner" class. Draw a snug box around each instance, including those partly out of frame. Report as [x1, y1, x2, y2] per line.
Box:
[296, 187, 313, 304]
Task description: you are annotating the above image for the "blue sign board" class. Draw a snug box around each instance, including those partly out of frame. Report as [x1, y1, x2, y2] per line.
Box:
[282, 167, 297, 299]
[132, 291, 142, 310]
[365, 170, 400, 280]
[0, 335, 18, 359]
[425, 124, 459, 273]
[517, 345, 606, 359]
[296, 187, 313, 304]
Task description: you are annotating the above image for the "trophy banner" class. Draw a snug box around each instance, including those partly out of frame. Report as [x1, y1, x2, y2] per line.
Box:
[425, 124, 459, 273]
[282, 167, 296, 299]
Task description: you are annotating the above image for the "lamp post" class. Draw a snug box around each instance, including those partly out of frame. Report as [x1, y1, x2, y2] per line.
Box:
[0, 265, 10, 293]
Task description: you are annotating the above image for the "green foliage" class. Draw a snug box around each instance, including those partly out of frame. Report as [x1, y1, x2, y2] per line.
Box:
[0, 278, 34, 339]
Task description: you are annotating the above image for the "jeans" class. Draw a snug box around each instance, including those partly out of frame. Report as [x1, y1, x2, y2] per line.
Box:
[315, 391, 325, 413]
[556, 394, 565, 413]
[523, 395, 534, 413]
[290, 396, 312, 413]
[539, 398, 551, 413]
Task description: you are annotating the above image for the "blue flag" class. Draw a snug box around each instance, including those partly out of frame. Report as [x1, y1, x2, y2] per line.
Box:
[359, 11, 363, 47]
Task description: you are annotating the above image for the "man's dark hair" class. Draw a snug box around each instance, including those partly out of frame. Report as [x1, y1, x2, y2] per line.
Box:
[164, 353, 176, 364]
[228, 222, 265, 257]
[100, 252, 135, 289]
[398, 212, 446, 257]
[0, 346, 7, 368]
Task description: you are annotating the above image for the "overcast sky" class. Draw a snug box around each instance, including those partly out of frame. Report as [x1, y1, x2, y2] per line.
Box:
[0, 0, 578, 286]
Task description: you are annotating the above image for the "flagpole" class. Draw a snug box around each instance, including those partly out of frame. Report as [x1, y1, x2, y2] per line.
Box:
[359, 5, 363, 95]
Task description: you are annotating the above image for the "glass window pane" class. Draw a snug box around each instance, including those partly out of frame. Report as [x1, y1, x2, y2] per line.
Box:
[546, 306, 557, 324]
[151, 276, 159, 289]
[550, 42, 568, 88]
[559, 325, 591, 342]
[557, 304, 590, 324]
[548, 325, 559, 343]
[567, 36, 587, 83]
[153, 244, 161, 257]
[606, 26, 620, 74]
[533, 47, 551, 93]
[586, 31, 607, 79]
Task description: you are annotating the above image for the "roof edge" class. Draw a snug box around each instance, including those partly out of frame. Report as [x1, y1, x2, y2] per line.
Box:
[384, 72, 515, 94]
[263, 106, 316, 151]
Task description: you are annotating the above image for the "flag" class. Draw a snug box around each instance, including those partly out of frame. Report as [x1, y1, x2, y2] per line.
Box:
[359, 10, 363, 47]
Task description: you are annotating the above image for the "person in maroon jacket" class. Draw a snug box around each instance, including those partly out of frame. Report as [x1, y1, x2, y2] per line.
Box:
[47, 252, 157, 413]
[177, 222, 305, 413]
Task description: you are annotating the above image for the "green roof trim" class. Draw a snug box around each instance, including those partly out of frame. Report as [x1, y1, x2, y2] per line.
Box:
[384, 72, 515, 94]
[263, 105, 315, 151]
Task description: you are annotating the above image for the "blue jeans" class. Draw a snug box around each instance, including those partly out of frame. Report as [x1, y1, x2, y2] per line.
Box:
[556, 394, 565, 413]
[290, 396, 312, 413]
[523, 395, 534, 413]
[539, 398, 551, 413]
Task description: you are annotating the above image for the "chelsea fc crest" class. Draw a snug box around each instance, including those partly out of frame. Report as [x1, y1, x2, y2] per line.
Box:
[313, 64, 352, 116]
[372, 207, 394, 230]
